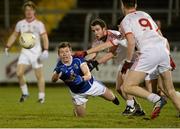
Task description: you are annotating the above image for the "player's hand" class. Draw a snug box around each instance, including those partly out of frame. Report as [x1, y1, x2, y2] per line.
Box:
[170, 55, 176, 71]
[38, 50, 49, 62]
[86, 60, 99, 71]
[4, 47, 9, 56]
[74, 51, 87, 58]
[121, 60, 133, 74]
[74, 75, 84, 85]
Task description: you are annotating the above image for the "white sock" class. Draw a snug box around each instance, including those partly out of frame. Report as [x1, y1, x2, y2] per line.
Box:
[20, 84, 29, 95]
[39, 92, 45, 99]
[126, 99, 134, 108]
[147, 93, 160, 103]
[176, 91, 180, 97]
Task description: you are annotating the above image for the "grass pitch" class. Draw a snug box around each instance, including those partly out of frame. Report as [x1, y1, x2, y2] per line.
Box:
[0, 84, 179, 128]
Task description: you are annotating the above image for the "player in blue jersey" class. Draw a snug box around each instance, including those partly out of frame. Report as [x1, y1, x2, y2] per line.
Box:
[51, 42, 119, 117]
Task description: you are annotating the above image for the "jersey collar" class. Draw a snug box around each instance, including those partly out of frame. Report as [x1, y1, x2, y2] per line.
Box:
[62, 56, 73, 66]
[25, 17, 36, 23]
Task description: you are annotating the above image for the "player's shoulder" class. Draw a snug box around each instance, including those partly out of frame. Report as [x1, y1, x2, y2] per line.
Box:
[34, 18, 44, 24]
[136, 11, 151, 18]
[108, 30, 121, 36]
[16, 19, 26, 24]
[121, 11, 142, 23]
[107, 30, 122, 39]
[56, 60, 64, 67]
[73, 56, 85, 64]
[121, 14, 131, 24]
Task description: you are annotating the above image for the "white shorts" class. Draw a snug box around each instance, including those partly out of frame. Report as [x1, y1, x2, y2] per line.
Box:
[17, 51, 42, 69]
[145, 69, 159, 80]
[70, 80, 106, 105]
[117, 64, 123, 71]
[131, 44, 171, 74]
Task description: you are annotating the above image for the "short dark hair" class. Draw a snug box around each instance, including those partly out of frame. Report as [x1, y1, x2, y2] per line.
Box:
[58, 42, 72, 50]
[23, 1, 36, 11]
[91, 18, 107, 29]
[121, 0, 137, 8]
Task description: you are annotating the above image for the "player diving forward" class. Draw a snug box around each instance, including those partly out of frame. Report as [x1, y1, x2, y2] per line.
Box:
[74, 14, 180, 118]
[52, 42, 119, 117]
[75, 18, 145, 116]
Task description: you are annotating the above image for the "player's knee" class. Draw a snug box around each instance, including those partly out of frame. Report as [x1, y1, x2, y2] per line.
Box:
[16, 71, 23, 78]
[77, 112, 86, 117]
[74, 109, 86, 117]
[123, 84, 131, 94]
[167, 89, 176, 98]
[36, 75, 44, 82]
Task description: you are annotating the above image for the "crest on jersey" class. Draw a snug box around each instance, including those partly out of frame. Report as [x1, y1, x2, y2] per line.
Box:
[74, 63, 79, 69]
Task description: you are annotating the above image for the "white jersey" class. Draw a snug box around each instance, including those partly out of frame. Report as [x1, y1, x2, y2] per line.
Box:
[92, 30, 127, 64]
[15, 19, 46, 55]
[120, 11, 167, 52]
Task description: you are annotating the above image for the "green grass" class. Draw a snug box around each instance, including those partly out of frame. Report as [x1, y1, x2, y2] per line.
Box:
[0, 85, 179, 128]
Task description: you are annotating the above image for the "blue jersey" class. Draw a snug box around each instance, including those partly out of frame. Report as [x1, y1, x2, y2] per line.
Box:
[54, 56, 94, 93]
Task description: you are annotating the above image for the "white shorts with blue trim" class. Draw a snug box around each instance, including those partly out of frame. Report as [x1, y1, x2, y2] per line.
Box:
[70, 80, 106, 105]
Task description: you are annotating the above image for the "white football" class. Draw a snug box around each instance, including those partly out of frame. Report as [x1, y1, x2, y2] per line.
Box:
[19, 33, 36, 49]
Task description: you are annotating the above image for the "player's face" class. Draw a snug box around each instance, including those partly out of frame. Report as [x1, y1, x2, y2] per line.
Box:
[24, 6, 35, 19]
[91, 25, 106, 40]
[58, 47, 72, 63]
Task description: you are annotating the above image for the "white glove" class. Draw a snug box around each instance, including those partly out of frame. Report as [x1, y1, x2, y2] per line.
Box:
[4, 47, 9, 56]
[39, 50, 49, 62]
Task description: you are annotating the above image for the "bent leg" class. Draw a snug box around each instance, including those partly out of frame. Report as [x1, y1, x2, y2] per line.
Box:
[74, 104, 86, 117]
[123, 70, 151, 98]
[101, 88, 119, 105]
[116, 71, 127, 99]
[160, 70, 180, 111]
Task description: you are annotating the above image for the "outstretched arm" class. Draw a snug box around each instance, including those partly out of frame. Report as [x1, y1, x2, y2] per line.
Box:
[51, 72, 62, 82]
[74, 41, 115, 57]
[86, 41, 114, 55]
[96, 52, 114, 64]
[80, 63, 92, 81]
[41, 33, 49, 50]
[51, 67, 62, 82]
[6, 31, 19, 48]
[125, 33, 135, 61]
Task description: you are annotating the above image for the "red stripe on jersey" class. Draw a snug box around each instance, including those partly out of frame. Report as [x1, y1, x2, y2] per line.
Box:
[109, 40, 117, 46]
[156, 28, 159, 32]
[107, 31, 120, 40]
[107, 31, 122, 46]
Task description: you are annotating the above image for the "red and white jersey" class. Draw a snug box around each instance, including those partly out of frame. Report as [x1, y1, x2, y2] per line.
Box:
[92, 30, 127, 64]
[92, 30, 127, 48]
[120, 11, 167, 52]
[15, 19, 46, 54]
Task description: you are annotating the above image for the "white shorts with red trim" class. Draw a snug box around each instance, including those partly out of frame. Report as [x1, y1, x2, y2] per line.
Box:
[18, 51, 42, 69]
[131, 44, 171, 74]
[145, 69, 159, 80]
